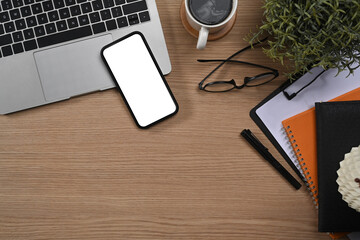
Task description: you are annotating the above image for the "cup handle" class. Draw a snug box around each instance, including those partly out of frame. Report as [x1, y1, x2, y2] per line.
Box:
[197, 27, 209, 50]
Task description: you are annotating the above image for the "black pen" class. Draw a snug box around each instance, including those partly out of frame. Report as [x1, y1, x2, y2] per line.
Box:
[241, 129, 302, 190]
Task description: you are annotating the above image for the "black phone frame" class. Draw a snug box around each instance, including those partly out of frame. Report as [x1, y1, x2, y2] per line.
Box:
[101, 31, 179, 129]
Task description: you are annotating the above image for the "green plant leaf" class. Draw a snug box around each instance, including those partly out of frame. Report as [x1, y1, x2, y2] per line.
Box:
[249, 0, 360, 79]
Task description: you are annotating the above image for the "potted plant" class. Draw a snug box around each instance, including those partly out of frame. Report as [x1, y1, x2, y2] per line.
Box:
[250, 0, 360, 78]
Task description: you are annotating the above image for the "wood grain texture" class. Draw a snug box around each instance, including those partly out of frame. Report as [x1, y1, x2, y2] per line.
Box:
[0, 0, 348, 239]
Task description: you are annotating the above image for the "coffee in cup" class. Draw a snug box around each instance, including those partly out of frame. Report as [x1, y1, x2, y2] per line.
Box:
[189, 0, 233, 26]
[181, 0, 238, 49]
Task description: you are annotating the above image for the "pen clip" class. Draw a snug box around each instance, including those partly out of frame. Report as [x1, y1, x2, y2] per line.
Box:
[243, 129, 268, 151]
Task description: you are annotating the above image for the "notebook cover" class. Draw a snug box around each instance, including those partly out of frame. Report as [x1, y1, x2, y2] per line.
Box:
[282, 87, 360, 207]
[316, 101, 360, 232]
[282, 108, 319, 201]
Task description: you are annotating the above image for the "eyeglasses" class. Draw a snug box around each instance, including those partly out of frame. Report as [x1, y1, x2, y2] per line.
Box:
[198, 38, 279, 93]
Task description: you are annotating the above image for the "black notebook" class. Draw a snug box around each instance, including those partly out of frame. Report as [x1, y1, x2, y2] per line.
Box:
[316, 101, 360, 232]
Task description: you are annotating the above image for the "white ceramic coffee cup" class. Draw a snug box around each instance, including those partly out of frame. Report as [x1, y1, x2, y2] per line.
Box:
[184, 0, 238, 50]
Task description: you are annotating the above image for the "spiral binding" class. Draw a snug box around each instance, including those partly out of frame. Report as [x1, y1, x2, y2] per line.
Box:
[283, 125, 319, 208]
[280, 127, 304, 177]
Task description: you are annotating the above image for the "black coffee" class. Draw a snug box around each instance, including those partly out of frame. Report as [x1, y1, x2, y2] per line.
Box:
[189, 0, 233, 25]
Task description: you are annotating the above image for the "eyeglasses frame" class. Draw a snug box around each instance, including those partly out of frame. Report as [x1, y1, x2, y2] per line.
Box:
[198, 37, 279, 93]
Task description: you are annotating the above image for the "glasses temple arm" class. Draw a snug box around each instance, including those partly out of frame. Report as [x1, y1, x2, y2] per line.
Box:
[197, 59, 278, 73]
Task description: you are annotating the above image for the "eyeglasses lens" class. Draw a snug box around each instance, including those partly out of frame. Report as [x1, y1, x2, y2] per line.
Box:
[245, 73, 276, 87]
[204, 82, 235, 92]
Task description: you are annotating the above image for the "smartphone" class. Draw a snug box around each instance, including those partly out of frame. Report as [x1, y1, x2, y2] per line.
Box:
[101, 32, 178, 129]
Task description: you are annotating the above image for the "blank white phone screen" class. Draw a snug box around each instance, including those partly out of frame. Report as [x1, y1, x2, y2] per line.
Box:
[103, 34, 177, 128]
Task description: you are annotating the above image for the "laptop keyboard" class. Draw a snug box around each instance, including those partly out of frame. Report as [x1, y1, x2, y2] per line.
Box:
[0, 0, 150, 58]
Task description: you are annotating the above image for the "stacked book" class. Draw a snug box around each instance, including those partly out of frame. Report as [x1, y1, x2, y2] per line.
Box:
[251, 65, 360, 239]
[282, 88, 360, 236]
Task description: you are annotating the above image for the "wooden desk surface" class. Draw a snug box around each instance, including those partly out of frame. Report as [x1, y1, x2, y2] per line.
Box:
[0, 1, 344, 239]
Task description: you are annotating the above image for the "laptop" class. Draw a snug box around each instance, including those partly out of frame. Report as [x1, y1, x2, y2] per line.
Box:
[0, 0, 171, 114]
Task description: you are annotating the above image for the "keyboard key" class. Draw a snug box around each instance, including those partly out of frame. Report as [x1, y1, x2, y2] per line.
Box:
[45, 22, 56, 33]
[116, 16, 128, 28]
[24, 0, 35, 5]
[14, 0, 24, 8]
[78, 15, 89, 26]
[10, 9, 21, 20]
[92, 0, 103, 11]
[0, 34, 12, 46]
[115, 0, 125, 5]
[67, 17, 78, 28]
[59, 8, 71, 19]
[127, 0, 138, 3]
[128, 14, 139, 25]
[37, 13, 49, 24]
[34, 25, 45, 36]
[23, 28, 35, 39]
[70, 5, 81, 16]
[56, 20, 67, 31]
[92, 22, 106, 34]
[31, 3, 43, 14]
[48, 10, 60, 22]
[20, 6, 32, 17]
[23, 39, 37, 51]
[77, 0, 87, 3]
[111, 7, 123, 17]
[1, 1, 12, 11]
[12, 43, 24, 54]
[0, 12, 10, 23]
[100, 9, 111, 21]
[2, 45, 13, 56]
[89, 12, 100, 23]
[26, 16, 37, 27]
[4, 22, 15, 33]
[0, 25, 4, 35]
[12, 31, 24, 42]
[123, 0, 147, 15]
[15, 19, 27, 30]
[42, 1, 54, 11]
[81, 2, 92, 13]
[65, 0, 76, 6]
[54, 0, 65, 9]
[104, 0, 115, 8]
[37, 25, 92, 48]
[105, 19, 117, 30]
[139, 11, 150, 22]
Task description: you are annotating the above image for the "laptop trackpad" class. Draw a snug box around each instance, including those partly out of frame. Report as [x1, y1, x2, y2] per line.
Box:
[34, 34, 114, 102]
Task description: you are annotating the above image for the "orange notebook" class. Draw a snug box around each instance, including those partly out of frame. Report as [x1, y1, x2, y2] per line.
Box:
[282, 87, 360, 206]
[282, 88, 360, 239]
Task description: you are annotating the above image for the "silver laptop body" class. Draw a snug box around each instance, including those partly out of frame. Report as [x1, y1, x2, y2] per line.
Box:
[0, 0, 171, 114]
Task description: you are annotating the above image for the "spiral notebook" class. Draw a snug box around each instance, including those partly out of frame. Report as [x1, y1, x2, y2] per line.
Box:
[282, 87, 360, 207]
